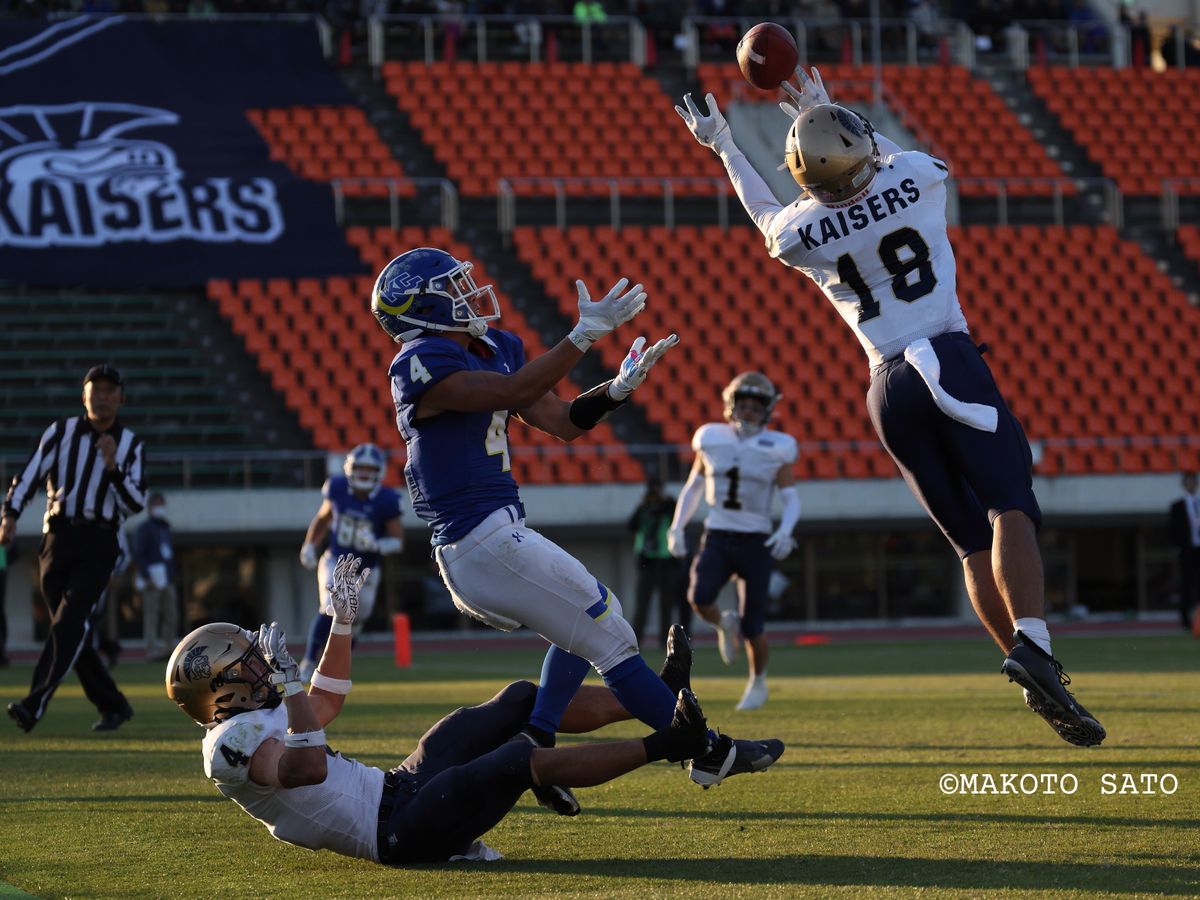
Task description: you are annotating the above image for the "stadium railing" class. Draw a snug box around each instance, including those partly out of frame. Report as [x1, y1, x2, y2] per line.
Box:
[330, 177, 459, 231]
[367, 14, 647, 68]
[950, 177, 1122, 227]
[496, 177, 733, 233]
[1160, 178, 1200, 230]
[680, 16, 977, 71]
[1005, 20, 1122, 69]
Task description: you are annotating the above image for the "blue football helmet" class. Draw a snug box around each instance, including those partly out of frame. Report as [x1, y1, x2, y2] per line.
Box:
[371, 247, 500, 342]
[344, 443, 386, 494]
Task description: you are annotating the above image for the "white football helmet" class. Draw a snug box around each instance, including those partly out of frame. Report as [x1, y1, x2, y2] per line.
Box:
[722, 372, 780, 436]
[344, 443, 386, 494]
[165, 623, 279, 728]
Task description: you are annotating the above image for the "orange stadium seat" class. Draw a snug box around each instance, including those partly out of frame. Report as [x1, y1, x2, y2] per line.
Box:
[1028, 67, 1200, 196]
[380, 61, 726, 197]
[246, 105, 414, 198]
[510, 223, 1200, 478]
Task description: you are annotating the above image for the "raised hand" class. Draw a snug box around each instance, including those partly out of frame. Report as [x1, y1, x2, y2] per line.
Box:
[609, 334, 680, 401]
[327, 553, 370, 627]
[258, 621, 300, 690]
[674, 92, 734, 154]
[779, 66, 832, 120]
[568, 277, 648, 350]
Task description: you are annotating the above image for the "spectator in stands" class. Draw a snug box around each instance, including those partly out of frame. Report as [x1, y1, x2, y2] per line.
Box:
[1121, 6, 1152, 67]
[3, 364, 145, 733]
[627, 477, 683, 647]
[133, 492, 179, 662]
[1168, 472, 1200, 632]
[676, 68, 1106, 746]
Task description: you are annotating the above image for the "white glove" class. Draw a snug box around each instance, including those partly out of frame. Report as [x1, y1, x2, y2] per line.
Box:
[608, 334, 680, 401]
[667, 525, 687, 559]
[674, 92, 735, 155]
[779, 65, 832, 120]
[258, 621, 300, 691]
[568, 277, 647, 350]
[327, 553, 370, 627]
[299, 543, 318, 570]
[764, 528, 797, 561]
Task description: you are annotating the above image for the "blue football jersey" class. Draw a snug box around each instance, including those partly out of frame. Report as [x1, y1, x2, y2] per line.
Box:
[323, 474, 403, 569]
[390, 330, 526, 545]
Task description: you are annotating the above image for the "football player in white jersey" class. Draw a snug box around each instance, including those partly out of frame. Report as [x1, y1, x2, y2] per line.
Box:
[165, 554, 714, 865]
[674, 68, 1104, 746]
[667, 372, 800, 711]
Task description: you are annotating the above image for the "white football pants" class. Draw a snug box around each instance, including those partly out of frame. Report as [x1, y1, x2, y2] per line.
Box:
[434, 505, 639, 675]
[318, 552, 381, 623]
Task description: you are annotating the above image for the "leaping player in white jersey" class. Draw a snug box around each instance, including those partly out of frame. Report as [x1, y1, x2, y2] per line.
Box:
[675, 68, 1104, 746]
[668, 372, 799, 711]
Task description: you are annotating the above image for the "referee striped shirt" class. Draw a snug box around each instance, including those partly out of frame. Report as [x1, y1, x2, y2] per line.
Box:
[3, 416, 147, 530]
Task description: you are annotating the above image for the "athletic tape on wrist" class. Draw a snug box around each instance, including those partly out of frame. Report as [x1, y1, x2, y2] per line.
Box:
[280, 679, 305, 697]
[330, 621, 353, 635]
[310, 670, 352, 695]
[568, 380, 627, 430]
[284, 728, 327, 749]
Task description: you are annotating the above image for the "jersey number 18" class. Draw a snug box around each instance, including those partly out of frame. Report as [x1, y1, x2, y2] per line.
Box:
[836, 226, 937, 324]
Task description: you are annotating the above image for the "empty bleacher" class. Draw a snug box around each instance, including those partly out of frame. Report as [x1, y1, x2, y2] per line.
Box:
[513, 223, 1200, 477]
[1027, 67, 1200, 196]
[700, 63, 1068, 198]
[246, 105, 411, 197]
[381, 61, 727, 197]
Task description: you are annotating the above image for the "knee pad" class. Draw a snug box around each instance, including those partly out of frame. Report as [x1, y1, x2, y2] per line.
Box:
[589, 589, 640, 675]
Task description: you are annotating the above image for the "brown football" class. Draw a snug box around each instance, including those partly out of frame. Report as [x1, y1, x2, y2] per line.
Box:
[736, 22, 798, 91]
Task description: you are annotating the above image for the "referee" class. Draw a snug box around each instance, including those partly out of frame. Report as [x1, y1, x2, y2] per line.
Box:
[3, 365, 146, 733]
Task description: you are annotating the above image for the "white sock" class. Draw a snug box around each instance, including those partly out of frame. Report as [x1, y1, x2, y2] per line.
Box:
[1014, 617, 1052, 656]
[750, 672, 766, 687]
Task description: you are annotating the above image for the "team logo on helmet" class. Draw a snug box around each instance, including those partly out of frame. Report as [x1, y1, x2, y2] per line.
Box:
[183, 645, 211, 681]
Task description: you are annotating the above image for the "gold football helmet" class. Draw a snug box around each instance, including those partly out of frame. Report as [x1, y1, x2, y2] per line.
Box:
[783, 103, 880, 204]
[722, 372, 780, 435]
[165, 623, 279, 728]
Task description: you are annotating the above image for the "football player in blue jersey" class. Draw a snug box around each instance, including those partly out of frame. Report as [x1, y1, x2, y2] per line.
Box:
[297, 444, 404, 682]
[372, 247, 785, 814]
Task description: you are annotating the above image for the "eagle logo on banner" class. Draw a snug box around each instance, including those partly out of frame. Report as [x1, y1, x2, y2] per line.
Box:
[0, 101, 284, 247]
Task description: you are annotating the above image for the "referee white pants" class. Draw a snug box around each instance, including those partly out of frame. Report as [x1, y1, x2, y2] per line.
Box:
[435, 505, 639, 675]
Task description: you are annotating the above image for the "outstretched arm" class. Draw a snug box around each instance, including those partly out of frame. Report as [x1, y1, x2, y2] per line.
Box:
[676, 92, 784, 237]
[306, 554, 370, 726]
[417, 277, 647, 416]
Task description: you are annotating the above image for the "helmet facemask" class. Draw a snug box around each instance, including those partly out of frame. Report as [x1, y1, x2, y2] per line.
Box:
[166, 624, 280, 728]
[437, 260, 500, 338]
[722, 372, 780, 437]
[344, 443, 386, 494]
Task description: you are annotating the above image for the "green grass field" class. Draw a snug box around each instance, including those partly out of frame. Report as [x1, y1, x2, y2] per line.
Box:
[1, 634, 1197, 899]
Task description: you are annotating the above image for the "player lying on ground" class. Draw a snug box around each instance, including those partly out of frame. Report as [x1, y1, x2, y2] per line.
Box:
[166, 556, 729, 864]
[371, 247, 784, 814]
[675, 68, 1103, 746]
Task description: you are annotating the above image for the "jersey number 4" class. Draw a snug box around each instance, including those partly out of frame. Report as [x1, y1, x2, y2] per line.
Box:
[837, 226, 937, 324]
[220, 744, 251, 768]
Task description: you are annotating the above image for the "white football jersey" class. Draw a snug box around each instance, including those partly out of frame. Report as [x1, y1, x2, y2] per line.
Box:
[694, 423, 797, 534]
[727, 145, 968, 368]
[202, 704, 385, 862]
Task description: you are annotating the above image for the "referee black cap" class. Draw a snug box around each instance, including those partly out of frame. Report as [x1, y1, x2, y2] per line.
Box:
[83, 364, 124, 387]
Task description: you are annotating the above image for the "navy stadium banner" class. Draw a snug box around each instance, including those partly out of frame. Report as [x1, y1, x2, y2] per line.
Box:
[0, 17, 367, 286]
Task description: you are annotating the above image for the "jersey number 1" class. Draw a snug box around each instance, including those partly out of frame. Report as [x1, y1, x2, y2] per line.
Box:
[836, 226, 937, 323]
[723, 466, 742, 510]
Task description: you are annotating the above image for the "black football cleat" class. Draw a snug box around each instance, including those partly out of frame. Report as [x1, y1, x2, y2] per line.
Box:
[1001, 631, 1105, 747]
[8, 701, 35, 733]
[689, 734, 785, 788]
[92, 703, 134, 733]
[514, 731, 581, 817]
[657, 688, 711, 763]
[658, 624, 693, 697]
